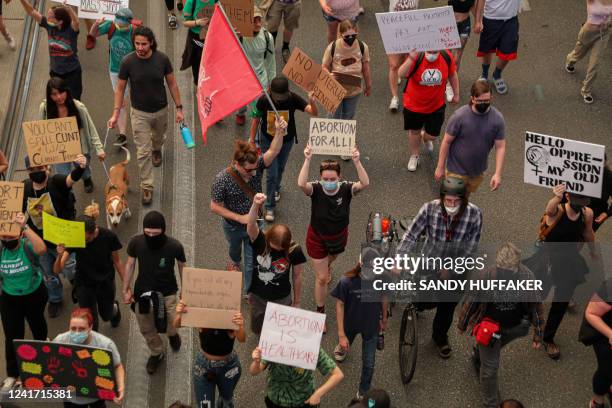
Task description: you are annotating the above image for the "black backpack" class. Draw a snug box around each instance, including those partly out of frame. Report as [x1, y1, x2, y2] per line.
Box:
[402, 50, 452, 92]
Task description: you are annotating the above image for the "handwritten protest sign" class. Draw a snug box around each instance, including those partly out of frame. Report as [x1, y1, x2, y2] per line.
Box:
[312, 71, 347, 114]
[42, 212, 86, 248]
[0, 182, 25, 238]
[52, 0, 80, 6]
[259, 303, 326, 370]
[524, 131, 605, 199]
[309, 119, 356, 156]
[14, 340, 117, 400]
[376, 6, 461, 54]
[221, 0, 254, 37]
[23, 117, 82, 167]
[181, 268, 242, 330]
[78, 0, 130, 19]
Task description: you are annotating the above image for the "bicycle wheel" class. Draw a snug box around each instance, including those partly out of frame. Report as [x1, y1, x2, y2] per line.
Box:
[398, 305, 418, 384]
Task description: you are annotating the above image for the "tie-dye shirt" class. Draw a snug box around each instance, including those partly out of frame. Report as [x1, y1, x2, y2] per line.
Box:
[40, 17, 80, 75]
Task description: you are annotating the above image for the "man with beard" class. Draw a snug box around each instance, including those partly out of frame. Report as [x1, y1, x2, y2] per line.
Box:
[123, 211, 186, 375]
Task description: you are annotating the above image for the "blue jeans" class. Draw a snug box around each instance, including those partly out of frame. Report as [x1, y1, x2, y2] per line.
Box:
[193, 352, 241, 408]
[54, 153, 92, 180]
[346, 331, 377, 394]
[258, 132, 293, 211]
[332, 94, 361, 120]
[39, 247, 76, 304]
[222, 219, 254, 292]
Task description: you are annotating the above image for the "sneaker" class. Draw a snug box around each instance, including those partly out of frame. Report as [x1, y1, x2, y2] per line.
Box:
[445, 82, 454, 103]
[274, 191, 281, 202]
[5, 33, 16, 50]
[110, 301, 121, 328]
[425, 140, 434, 153]
[264, 209, 275, 222]
[1, 377, 17, 392]
[389, 96, 399, 112]
[114, 133, 127, 146]
[349, 391, 364, 405]
[582, 92, 594, 104]
[235, 114, 246, 126]
[141, 189, 153, 205]
[477, 76, 488, 83]
[48, 301, 62, 318]
[543, 341, 561, 360]
[565, 62, 576, 74]
[83, 178, 94, 193]
[169, 334, 182, 351]
[493, 77, 508, 95]
[281, 47, 291, 64]
[358, 6, 365, 15]
[152, 150, 163, 167]
[437, 342, 452, 359]
[168, 13, 178, 29]
[333, 344, 347, 362]
[340, 155, 351, 161]
[146, 353, 165, 375]
[407, 155, 419, 172]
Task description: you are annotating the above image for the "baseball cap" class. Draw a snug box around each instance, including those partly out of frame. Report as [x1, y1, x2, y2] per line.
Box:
[115, 8, 133, 23]
[270, 77, 291, 103]
[253, 7, 264, 18]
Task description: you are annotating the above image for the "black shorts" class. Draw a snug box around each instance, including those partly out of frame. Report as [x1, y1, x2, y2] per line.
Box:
[457, 16, 471, 38]
[477, 16, 519, 61]
[403, 105, 446, 136]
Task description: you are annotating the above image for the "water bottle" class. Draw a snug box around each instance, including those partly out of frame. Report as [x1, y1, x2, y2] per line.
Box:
[180, 122, 195, 149]
[372, 213, 382, 242]
[377, 329, 385, 351]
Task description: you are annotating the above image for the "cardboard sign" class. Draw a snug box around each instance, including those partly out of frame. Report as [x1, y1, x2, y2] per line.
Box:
[42, 212, 86, 248]
[259, 303, 326, 370]
[14, 340, 117, 400]
[22, 117, 82, 166]
[78, 0, 130, 19]
[376, 6, 461, 54]
[181, 268, 242, 330]
[220, 0, 254, 37]
[309, 118, 356, 156]
[524, 131, 605, 199]
[0, 181, 25, 238]
[312, 70, 347, 114]
[266, 111, 290, 136]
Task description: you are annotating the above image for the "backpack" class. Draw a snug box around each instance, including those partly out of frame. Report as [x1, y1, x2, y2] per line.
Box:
[263, 29, 272, 60]
[402, 50, 452, 92]
[330, 39, 366, 61]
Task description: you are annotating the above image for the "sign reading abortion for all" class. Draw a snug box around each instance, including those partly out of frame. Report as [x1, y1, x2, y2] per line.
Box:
[309, 118, 356, 157]
[524, 131, 605, 199]
[375, 6, 461, 54]
[0, 181, 25, 238]
[78, 0, 130, 20]
[259, 303, 326, 370]
[23, 117, 82, 166]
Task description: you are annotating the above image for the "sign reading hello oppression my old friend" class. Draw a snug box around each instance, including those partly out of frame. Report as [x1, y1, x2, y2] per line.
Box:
[22, 117, 82, 167]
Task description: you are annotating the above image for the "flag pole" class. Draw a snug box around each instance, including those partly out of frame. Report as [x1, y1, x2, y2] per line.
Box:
[216, 3, 281, 120]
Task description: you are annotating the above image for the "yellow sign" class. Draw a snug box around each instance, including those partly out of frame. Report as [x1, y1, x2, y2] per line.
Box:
[42, 212, 85, 248]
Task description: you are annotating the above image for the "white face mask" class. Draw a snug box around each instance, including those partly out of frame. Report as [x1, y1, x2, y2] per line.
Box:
[445, 205, 460, 216]
[425, 52, 439, 62]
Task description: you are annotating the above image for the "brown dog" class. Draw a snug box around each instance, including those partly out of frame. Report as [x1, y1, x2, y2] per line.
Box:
[105, 146, 131, 227]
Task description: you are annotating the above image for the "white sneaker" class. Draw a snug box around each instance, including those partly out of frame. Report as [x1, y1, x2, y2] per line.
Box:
[5, 33, 16, 50]
[407, 155, 419, 172]
[445, 83, 454, 103]
[389, 96, 399, 112]
[274, 191, 281, 202]
[425, 140, 434, 153]
[1, 377, 17, 392]
[264, 209, 275, 222]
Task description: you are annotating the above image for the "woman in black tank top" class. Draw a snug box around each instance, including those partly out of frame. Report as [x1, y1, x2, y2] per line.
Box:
[448, 0, 477, 72]
[174, 303, 246, 408]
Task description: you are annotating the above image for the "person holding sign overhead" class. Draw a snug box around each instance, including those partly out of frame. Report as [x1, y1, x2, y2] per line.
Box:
[0, 213, 47, 392]
[173, 302, 246, 408]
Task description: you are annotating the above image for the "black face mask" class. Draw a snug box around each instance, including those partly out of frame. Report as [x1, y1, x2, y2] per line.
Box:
[2, 239, 20, 250]
[474, 102, 490, 114]
[145, 233, 167, 249]
[569, 204, 584, 213]
[29, 170, 47, 184]
[343, 34, 357, 46]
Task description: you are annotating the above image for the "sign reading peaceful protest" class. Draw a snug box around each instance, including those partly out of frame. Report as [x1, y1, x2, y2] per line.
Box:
[259, 303, 326, 370]
[42, 212, 86, 248]
[309, 118, 356, 156]
[14, 340, 117, 400]
[524, 131, 605, 199]
[376, 6, 461, 54]
[23, 117, 82, 166]
[181, 267, 242, 330]
[0, 182, 25, 238]
[282, 48, 347, 114]
[78, 0, 130, 20]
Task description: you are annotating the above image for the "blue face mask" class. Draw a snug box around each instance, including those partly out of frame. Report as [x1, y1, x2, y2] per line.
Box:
[322, 181, 338, 192]
[69, 330, 89, 344]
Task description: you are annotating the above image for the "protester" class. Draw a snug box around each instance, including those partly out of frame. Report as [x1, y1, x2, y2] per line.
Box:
[247, 193, 306, 333]
[53, 204, 124, 331]
[590, 155, 612, 232]
[210, 118, 287, 294]
[332, 259, 388, 401]
[22, 154, 87, 318]
[180, 0, 214, 85]
[266, 0, 302, 63]
[584, 280, 612, 408]
[88, 7, 137, 146]
[18, 0, 82, 99]
[540, 184, 596, 359]
[108, 26, 184, 205]
[298, 146, 369, 332]
[249, 76, 318, 221]
[319, 0, 360, 44]
[235, 8, 276, 126]
[40, 77, 105, 193]
[447, 0, 477, 101]
[250, 346, 344, 407]
[398, 49, 459, 171]
[174, 302, 246, 407]
[53, 308, 125, 407]
[347, 388, 391, 408]
[397, 177, 482, 358]
[458, 242, 544, 408]
[0, 213, 47, 392]
[565, 0, 611, 104]
[0, 0, 16, 50]
[474, 0, 521, 94]
[435, 80, 506, 193]
[123, 211, 187, 374]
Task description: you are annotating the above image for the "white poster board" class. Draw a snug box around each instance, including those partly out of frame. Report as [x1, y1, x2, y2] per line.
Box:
[52, 0, 80, 6]
[308, 118, 356, 157]
[524, 131, 605, 199]
[375, 6, 461, 54]
[78, 0, 129, 20]
[259, 303, 326, 371]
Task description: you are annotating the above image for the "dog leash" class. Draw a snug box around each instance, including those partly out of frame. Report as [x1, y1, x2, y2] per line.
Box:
[100, 127, 112, 182]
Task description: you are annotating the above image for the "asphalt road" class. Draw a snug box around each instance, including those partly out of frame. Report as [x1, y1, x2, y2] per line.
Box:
[1, 0, 612, 407]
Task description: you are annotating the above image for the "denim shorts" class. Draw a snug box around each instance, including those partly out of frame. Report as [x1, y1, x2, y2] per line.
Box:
[322, 9, 358, 23]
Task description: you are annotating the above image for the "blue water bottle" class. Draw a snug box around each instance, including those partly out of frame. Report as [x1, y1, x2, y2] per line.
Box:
[180, 122, 195, 149]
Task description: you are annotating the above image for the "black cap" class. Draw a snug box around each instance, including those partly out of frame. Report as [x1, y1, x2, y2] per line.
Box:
[270, 77, 291, 103]
[143, 211, 166, 232]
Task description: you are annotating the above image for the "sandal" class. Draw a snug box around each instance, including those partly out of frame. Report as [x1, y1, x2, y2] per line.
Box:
[543, 341, 561, 360]
[582, 93, 594, 104]
[168, 13, 178, 29]
[493, 77, 508, 95]
[333, 344, 347, 362]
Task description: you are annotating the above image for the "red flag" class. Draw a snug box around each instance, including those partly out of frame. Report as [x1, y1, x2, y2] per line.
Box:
[197, 4, 263, 144]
